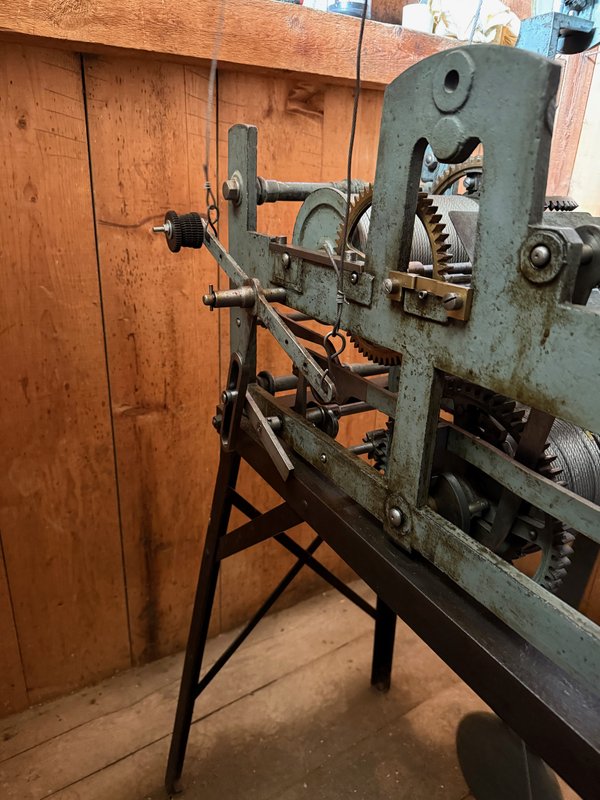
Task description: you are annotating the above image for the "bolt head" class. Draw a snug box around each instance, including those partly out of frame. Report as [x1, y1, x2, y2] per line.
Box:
[417, 290, 428, 301]
[529, 244, 551, 269]
[350, 271, 359, 285]
[383, 278, 394, 295]
[388, 507, 403, 528]
[281, 252, 291, 269]
[442, 292, 463, 311]
[320, 453, 327, 464]
[222, 178, 240, 202]
[221, 391, 228, 404]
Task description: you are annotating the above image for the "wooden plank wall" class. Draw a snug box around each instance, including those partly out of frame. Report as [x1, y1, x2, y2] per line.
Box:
[0, 31, 598, 716]
[0, 43, 385, 715]
[0, 44, 131, 712]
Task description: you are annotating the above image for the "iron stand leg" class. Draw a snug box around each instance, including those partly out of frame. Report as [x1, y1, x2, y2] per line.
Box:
[165, 449, 241, 796]
[370, 596, 396, 692]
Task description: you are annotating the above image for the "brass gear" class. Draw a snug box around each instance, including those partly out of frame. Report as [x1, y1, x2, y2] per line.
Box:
[431, 155, 483, 196]
[336, 187, 452, 365]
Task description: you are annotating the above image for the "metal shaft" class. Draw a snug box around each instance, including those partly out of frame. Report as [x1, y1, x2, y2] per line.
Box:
[257, 177, 368, 205]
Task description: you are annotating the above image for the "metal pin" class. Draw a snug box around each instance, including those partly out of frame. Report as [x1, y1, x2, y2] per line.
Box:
[388, 507, 403, 527]
[530, 244, 551, 269]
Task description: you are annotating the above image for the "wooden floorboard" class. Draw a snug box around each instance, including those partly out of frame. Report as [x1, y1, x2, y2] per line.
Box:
[0, 583, 581, 800]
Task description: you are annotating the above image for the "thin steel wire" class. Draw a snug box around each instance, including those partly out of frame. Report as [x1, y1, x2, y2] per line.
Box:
[469, 0, 485, 44]
[204, 1, 227, 235]
[323, 0, 369, 365]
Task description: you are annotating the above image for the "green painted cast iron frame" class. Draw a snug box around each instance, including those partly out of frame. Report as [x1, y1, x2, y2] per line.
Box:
[223, 45, 600, 694]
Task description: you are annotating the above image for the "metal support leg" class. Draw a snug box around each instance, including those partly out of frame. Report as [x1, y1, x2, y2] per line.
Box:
[370, 596, 396, 692]
[165, 449, 241, 796]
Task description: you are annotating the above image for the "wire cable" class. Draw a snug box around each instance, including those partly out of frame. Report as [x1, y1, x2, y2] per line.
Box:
[469, 0, 485, 44]
[203, 1, 227, 235]
[324, 0, 368, 361]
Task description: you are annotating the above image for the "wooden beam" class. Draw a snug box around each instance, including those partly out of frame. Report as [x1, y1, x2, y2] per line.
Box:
[0, 0, 454, 88]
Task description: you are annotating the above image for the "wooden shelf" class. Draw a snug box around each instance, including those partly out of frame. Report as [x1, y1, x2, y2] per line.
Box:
[0, 0, 453, 88]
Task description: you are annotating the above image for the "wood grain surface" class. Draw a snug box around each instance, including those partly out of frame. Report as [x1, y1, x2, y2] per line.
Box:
[0, 0, 454, 88]
[0, 44, 130, 707]
[0, 10, 598, 716]
[83, 55, 221, 662]
[547, 51, 597, 197]
[0, 549, 27, 716]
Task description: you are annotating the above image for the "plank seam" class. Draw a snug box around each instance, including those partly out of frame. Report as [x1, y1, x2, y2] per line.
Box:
[35, 634, 372, 797]
[79, 54, 134, 667]
[0, 535, 29, 707]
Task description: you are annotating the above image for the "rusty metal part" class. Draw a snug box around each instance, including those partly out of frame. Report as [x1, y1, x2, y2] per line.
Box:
[545, 196, 579, 212]
[335, 186, 453, 277]
[337, 188, 454, 363]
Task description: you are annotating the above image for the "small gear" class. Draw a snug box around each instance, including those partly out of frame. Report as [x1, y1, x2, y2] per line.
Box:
[336, 188, 452, 365]
[363, 419, 394, 473]
[437, 379, 573, 592]
[348, 335, 402, 367]
[431, 155, 483, 196]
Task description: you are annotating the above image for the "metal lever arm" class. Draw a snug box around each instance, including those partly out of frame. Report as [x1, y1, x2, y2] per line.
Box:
[256, 295, 336, 404]
[203, 228, 336, 404]
[245, 391, 294, 481]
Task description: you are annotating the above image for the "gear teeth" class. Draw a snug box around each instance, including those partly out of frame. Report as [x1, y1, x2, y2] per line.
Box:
[349, 334, 402, 366]
[342, 188, 454, 362]
[544, 196, 579, 212]
[539, 525, 575, 593]
[430, 155, 483, 195]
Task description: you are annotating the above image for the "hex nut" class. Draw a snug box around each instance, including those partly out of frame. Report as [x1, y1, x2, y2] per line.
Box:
[222, 178, 240, 202]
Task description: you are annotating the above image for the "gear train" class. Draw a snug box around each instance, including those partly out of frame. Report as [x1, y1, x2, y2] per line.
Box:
[154, 43, 600, 790]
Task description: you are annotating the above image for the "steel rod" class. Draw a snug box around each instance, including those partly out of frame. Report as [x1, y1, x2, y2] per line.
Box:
[257, 177, 368, 204]
[195, 537, 323, 698]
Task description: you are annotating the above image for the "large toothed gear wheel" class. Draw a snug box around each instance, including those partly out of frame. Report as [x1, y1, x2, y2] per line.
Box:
[336, 188, 452, 365]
